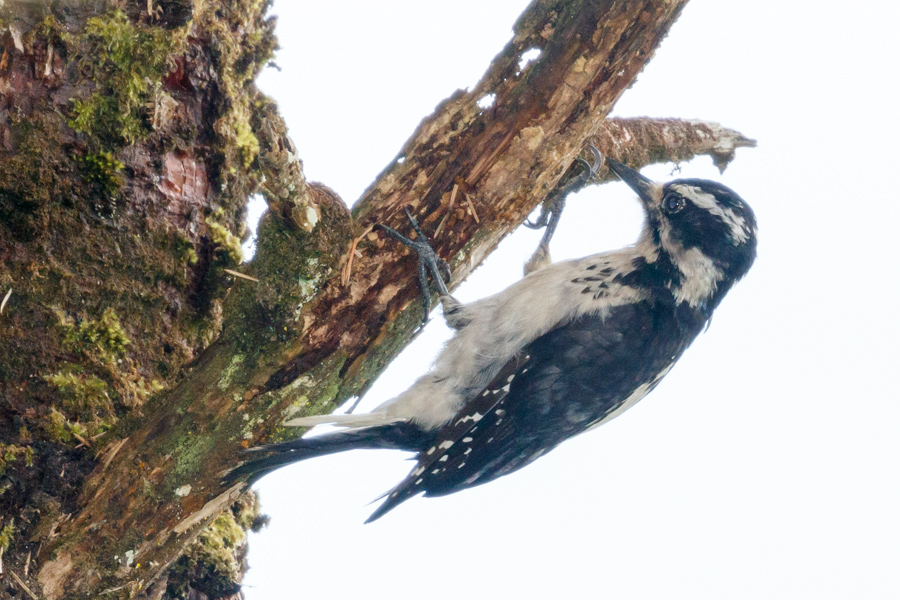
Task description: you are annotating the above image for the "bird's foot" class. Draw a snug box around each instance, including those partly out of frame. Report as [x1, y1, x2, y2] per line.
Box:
[378, 208, 452, 325]
[525, 145, 603, 246]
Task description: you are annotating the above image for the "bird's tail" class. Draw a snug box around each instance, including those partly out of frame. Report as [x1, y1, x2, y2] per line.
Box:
[222, 423, 429, 487]
[282, 412, 403, 429]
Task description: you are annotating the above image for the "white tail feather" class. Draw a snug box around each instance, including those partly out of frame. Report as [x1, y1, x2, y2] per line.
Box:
[283, 412, 405, 429]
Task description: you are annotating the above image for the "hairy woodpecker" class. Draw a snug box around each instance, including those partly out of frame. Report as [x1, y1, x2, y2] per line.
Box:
[226, 148, 758, 522]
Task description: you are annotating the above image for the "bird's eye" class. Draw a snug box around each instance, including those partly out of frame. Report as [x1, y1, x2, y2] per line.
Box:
[663, 193, 686, 214]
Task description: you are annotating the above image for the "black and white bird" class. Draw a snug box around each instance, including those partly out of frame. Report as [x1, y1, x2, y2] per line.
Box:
[227, 148, 758, 522]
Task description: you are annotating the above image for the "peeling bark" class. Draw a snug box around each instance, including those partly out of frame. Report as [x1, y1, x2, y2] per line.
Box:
[0, 0, 758, 598]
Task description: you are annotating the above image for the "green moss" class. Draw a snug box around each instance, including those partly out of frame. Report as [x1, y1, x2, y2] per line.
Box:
[0, 113, 72, 241]
[165, 492, 267, 598]
[198, 0, 276, 177]
[232, 107, 260, 168]
[121, 376, 166, 408]
[222, 215, 343, 348]
[174, 231, 200, 265]
[37, 13, 66, 41]
[168, 513, 244, 597]
[56, 307, 131, 364]
[184, 247, 199, 265]
[0, 444, 34, 477]
[77, 150, 125, 199]
[42, 409, 69, 442]
[41, 408, 86, 444]
[205, 209, 244, 265]
[44, 364, 114, 424]
[68, 9, 181, 144]
[0, 521, 14, 551]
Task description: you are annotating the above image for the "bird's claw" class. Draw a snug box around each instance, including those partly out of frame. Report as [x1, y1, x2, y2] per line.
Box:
[378, 208, 451, 326]
[524, 210, 550, 230]
[527, 145, 603, 246]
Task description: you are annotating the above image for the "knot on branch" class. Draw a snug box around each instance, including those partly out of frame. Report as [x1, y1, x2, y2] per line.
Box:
[253, 94, 351, 233]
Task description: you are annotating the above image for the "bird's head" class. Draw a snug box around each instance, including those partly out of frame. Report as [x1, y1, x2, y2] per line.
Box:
[605, 158, 757, 313]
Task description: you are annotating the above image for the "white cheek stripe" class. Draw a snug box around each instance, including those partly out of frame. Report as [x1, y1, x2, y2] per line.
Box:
[656, 218, 724, 309]
[672, 184, 750, 244]
[671, 247, 723, 307]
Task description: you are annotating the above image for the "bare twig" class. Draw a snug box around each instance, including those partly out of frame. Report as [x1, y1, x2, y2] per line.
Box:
[99, 583, 129, 595]
[101, 438, 128, 472]
[0, 288, 11, 314]
[223, 269, 260, 282]
[10, 570, 39, 600]
[464, 193, 480, 224]
[341, 224, 375, 286]
[434, 183, 459, 238]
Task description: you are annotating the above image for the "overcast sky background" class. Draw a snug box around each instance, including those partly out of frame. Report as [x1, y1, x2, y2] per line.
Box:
[240, 1, 900, 598]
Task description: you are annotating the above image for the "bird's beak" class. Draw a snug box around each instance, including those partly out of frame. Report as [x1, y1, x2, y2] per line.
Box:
[605, 158, 659, 208]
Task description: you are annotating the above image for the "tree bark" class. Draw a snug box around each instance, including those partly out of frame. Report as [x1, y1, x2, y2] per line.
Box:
[0, 1, 755, 598]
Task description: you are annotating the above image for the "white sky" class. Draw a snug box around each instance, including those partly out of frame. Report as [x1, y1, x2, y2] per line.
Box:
[241, 1, 900, 598]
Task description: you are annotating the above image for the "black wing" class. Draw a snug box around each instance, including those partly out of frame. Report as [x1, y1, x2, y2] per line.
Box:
[367, 299, 697, 521]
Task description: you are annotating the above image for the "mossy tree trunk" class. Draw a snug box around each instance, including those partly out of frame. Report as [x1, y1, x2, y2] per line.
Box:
[0, 1, 753, 598]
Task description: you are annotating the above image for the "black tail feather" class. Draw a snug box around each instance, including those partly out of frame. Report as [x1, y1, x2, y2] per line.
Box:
[223, 423, 431, 488]
[364, 483, 424, 523]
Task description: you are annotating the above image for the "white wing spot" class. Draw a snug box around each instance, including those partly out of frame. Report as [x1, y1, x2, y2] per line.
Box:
[439, 440, 454, 450]
[455, 412, 483, 426]
[462, 437, 473, 443]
